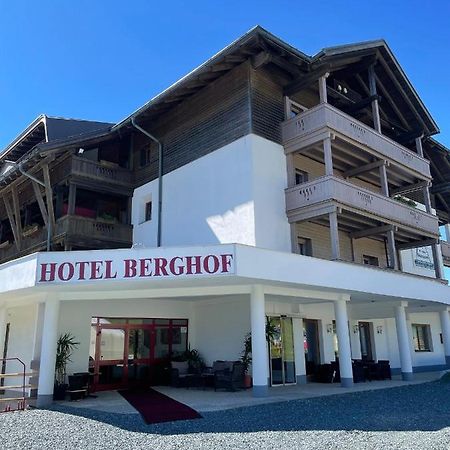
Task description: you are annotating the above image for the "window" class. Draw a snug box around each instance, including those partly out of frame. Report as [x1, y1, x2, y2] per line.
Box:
[412, 324, 433, 352]
[144, 201, 152, 222]
[295, 169, 309, 185]
[139, 145, 152, 167]
[363, 255, 379, 267]
[298, 237, 313, 256]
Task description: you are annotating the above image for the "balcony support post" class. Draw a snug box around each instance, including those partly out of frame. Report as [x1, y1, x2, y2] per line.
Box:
[386, 230, 399, 270]
[379, 163, 398, 269]
[286, 152, 296, 188]
[421, 182, 443, 279]
[319, 74, 328, 104]
[67, 183, 77, 216]
[368, 65, 382, 133]
[415, 136, 424, 158]
[323, 136, 333, 176]
[431, 244, 444, 279]
[329, 209, 340, 260]
[379, 162, 389, 197]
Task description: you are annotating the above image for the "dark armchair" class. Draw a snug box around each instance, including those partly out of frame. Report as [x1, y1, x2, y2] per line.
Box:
[170, 361, 198, 388]
[214, 361, 245, 391]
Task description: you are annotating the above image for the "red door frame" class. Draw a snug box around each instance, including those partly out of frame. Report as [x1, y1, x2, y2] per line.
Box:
[91, 318, 188, 391]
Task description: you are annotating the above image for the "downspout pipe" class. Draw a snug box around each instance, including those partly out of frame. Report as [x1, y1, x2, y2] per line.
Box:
[130, 118, 163, 247]
[17, 163, 52, 252]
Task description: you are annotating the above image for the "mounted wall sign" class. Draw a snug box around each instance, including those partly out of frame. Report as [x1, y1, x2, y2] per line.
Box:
[37, 246, 235, 283]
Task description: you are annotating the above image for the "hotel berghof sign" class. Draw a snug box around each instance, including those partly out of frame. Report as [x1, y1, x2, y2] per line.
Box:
[37, 247, 235, 283]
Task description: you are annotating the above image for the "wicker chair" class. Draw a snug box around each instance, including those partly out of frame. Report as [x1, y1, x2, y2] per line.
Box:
[214, 361, 245, 391]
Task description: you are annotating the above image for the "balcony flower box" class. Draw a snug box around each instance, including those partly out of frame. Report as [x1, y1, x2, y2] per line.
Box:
[0, 240, 11, 249]
[22, 224, 39, 238]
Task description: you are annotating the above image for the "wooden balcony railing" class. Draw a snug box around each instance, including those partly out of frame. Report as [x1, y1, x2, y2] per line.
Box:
[281, 103, 431, 179]
[285, 175, 439, 237]
[0, 227, 48, 262]
[70, 157, 133, 186]
[0, 216, 132, 264]
[55, 215, 132, 244]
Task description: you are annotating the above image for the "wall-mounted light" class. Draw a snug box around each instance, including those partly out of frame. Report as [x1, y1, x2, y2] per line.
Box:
[326, 323, 333, 334]
[353, 324, 359, 334]
[78, 148, 85, 155]
[376, 326, 383, 335]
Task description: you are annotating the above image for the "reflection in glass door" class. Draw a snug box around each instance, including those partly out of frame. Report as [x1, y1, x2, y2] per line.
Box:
[268, 316, 296, 385]
[95, 326, 126, 390]
[127, 328, 151, 387]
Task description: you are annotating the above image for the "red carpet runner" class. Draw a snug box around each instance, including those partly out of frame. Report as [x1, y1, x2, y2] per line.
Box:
[119, 388, 202, 424]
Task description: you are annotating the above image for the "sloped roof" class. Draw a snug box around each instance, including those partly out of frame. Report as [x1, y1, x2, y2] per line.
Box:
[112, 26, 438, 136]
[0, 115, 112, 163]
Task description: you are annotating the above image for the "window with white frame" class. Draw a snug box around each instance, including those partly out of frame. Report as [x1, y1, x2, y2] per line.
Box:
[295, 169, 309, 185]
[412, 324, 433, 352]
[363, 255, 379, 267]
[298, 237, 313, 256]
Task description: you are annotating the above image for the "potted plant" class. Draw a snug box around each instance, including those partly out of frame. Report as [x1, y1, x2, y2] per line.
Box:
[54, 333, 79, 400]
[241, 332, 252, 388]
[241, 318, 278, 388]
[172, 348, 204, 372]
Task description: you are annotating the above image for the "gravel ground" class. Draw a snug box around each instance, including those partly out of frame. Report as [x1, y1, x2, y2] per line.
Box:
[1, 381, 450, 449]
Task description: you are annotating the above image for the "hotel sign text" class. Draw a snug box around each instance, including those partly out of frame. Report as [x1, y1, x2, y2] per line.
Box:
[37, 250, 235, 284]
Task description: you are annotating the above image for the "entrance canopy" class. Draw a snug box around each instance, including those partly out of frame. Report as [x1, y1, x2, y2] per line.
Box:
[0, 243, 449, 308]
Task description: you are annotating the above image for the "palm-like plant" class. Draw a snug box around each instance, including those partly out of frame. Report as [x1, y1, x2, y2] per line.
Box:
[55, 333, 79, 385]
[241, 317, 278, 373]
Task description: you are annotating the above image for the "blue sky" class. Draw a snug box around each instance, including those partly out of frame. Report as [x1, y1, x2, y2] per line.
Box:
[1, 0, 449, 149]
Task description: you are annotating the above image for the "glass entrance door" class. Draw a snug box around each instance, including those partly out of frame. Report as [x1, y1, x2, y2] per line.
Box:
[304, 319, 321, 377]
[268, 316, 296, 385]
[90, 317, 188, 391]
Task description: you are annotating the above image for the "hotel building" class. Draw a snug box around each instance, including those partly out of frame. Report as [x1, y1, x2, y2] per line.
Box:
[1, 27, 450, 406]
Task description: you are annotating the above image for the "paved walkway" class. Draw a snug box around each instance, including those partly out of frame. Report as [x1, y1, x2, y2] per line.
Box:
[57, 371, 443, 414]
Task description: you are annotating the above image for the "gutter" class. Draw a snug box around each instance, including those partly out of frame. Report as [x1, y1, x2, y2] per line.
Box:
[130, 118, 163, 247]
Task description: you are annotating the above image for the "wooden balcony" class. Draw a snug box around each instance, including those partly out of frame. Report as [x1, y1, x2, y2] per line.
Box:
[55, 215, 132, 245]
[0, 216, 132, 264]
[51, 156, 134, 188]
[70, 157, 133, 186]
[0, 227, 48, 262]
[441, 241, 450, 267]
[281, 103, 431, 180]
[285, 176, 439, 240]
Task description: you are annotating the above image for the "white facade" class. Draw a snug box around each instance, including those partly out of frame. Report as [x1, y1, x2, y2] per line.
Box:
[132, 134, 291, 253]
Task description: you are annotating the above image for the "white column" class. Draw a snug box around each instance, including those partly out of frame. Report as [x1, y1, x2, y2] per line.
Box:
[250, 285, 269, 397]
[334, 298, 353, 387]
[394, 303, 413, 381]
[439, 309, 450, 367]
[293, 318, 306, 384]
[37, 298, 60, 407]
